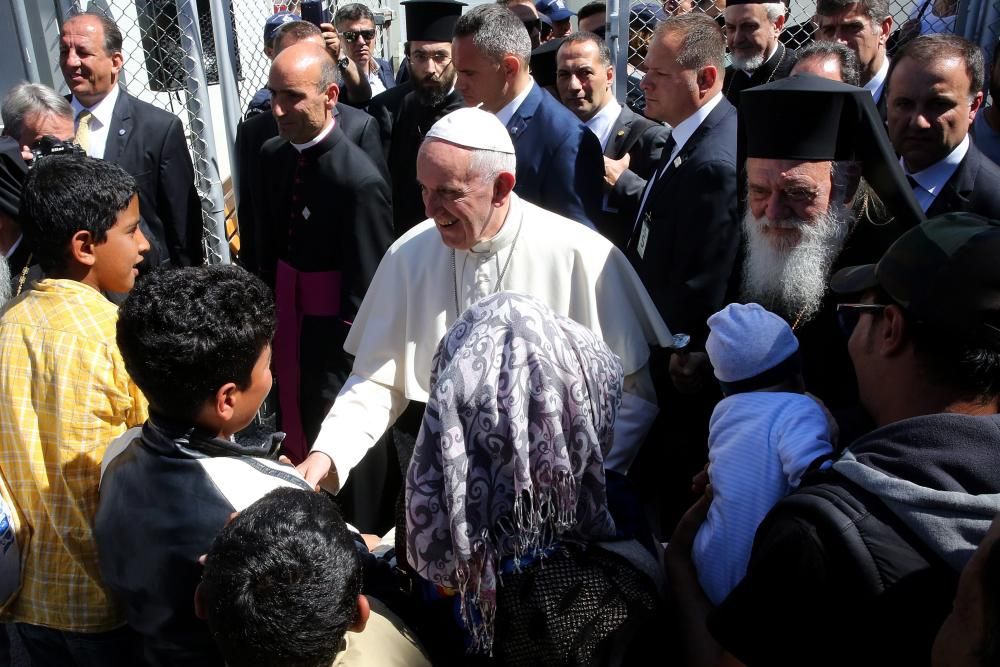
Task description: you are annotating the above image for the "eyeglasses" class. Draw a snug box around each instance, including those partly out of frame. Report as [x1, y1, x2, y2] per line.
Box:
[342, 29, 376, 42]
[836, 303, 886, 336]
[410, 50, 452, 66]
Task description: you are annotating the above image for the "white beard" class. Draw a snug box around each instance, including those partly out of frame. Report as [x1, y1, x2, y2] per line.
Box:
[740, 204, 854, 324]
[0, 253, 10, 307]
[731, 51, 766, 72]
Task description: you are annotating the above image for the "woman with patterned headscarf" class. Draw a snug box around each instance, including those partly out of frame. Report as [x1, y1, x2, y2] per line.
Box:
[405, 291, 664, 665]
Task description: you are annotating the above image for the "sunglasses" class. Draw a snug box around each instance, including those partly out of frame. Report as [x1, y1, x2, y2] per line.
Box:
[342, 28, 376, 42]
[522, 18, 542, 33]
[836, 303, 886, 336]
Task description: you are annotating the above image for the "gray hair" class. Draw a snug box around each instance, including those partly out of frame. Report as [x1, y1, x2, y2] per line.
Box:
[454, 4, 532, 65]
[469, 147, 517, 182]
[793, 41, 861, 86]
[762, 2, 785, 23]
[1, 83, 74, 141]
[816, 0, 891, 28]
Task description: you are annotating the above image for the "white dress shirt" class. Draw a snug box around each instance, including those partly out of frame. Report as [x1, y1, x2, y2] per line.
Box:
[70, 85, 120, 160]
[864, 55, 890, 104]
[903, 135, 969, 213]
[495, 79, 536, 128]
[585, 99, 623, 152]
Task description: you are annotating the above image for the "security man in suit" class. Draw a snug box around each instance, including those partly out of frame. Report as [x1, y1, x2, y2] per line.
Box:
[60, 10, 202, 267]
[554, 32, 671, 248]
[888, 34, 1000, 220]
[453, 4, 604, 228]
[624, 13, 739, 537]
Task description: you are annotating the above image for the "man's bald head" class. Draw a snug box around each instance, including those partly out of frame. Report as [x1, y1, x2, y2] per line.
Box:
[268, 43, 339, 143]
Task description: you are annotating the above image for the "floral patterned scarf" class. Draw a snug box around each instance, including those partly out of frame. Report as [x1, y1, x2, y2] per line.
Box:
[405, 291, 621, 653]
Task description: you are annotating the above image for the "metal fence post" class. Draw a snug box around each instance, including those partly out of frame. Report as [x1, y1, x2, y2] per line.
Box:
[207, 0, 243, 199]
[11, 0, 41, 83]
[607, 0, 626, 104]
[177, 0, 231, 265]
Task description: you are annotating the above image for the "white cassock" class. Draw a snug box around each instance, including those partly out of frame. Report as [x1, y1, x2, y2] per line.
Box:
[311, 194, 674, 488]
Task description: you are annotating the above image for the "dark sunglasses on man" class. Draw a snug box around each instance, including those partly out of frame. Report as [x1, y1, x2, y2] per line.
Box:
[342, 28, 376, 42]
[522, 18, 542, 33]
[836, 303, 887, 337]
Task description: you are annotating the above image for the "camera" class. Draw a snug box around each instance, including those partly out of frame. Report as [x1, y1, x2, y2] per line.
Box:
[29, 135, 87, 164]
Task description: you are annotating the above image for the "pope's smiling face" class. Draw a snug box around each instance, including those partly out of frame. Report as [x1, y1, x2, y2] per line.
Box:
[417, 139, 510, 251]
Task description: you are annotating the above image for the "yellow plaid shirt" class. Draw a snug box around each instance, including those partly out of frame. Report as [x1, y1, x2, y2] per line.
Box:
[0, 279, 147, 631]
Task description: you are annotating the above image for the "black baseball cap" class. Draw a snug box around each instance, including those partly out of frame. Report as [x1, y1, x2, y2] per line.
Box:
[831, 213, 1000, 342]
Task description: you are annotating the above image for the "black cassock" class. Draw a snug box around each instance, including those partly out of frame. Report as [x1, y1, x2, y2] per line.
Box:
[369, 83, 464, 236]
[724, 42, 796, 108]
[253, 126, 395, 530]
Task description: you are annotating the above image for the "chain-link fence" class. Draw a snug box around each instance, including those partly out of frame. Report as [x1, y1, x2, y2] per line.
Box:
[64, 0, 230, 264]
[609, 0, 991, 114]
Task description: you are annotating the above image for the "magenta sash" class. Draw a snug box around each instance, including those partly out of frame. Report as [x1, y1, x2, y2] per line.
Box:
[273, 260, 342, 463]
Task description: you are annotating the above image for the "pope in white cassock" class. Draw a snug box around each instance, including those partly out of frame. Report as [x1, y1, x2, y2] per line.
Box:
[298, 106, 675, 492]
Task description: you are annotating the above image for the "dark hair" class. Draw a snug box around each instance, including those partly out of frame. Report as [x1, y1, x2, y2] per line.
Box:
[274, 20, 322, 52]
[454, 4, 532, 64]
[870, 288, 1000, 402]
[116, 264, 276, 421]
[334, 3, 375, 26]
[815, 0, 890, 25]
[656, 12, 726, 72]
[20, 155, 136, 273]
[68, 10, 124, 54]
[892, 34, 985, 98]
[793, 41, 861, 86]
[561, 31, 612, 66]
[577, 1, 607, 21]
[200, 488, 362, 667]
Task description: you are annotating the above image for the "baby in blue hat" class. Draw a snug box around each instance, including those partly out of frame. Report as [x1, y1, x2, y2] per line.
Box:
[693, 303, 834, 604]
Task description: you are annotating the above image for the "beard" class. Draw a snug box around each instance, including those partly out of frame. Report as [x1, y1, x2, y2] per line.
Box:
[413, 67, 457, 107]
[740, 204, 855, 324]
[730, 50, 766, 72]
[0, 253, 10, 307]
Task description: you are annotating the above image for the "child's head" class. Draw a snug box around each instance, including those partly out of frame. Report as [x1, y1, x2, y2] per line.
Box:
[116, 264, 276, 435]
[706, 303, 803, 396]
[196, 488, 365, 667]
[20, 155, 148, 292]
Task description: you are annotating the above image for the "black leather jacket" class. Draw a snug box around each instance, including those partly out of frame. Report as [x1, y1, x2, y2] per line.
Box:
[94, 416, 310, 666]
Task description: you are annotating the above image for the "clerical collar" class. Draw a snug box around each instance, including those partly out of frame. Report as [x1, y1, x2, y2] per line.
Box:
[468, 194, 522, 255]
[902, 134, 968, 210]
[865, 56, 890, 103]
[4, 234, 21, 259]
[585, 99, 623, 152]
[670, 91, 723, 160]
[495, 80, 535, 128]
[70, 83, 120, 130]
[291, 119, 336, 152]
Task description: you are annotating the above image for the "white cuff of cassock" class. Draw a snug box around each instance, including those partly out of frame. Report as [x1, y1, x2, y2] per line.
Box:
[309, 374, 408, 491]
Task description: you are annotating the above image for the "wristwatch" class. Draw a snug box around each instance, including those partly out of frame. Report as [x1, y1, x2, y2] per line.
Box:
[337, 57, 350, 72]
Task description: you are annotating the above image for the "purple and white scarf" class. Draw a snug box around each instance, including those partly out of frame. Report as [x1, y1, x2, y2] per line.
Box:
[405, 291, 621, 652]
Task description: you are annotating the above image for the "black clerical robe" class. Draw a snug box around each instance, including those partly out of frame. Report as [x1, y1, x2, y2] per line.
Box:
[369, 84, 464, 236]
[724, 42, 796, 108]
[253, 126, 393, 464]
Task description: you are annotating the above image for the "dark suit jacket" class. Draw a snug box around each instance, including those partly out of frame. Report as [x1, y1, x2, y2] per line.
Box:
[925, 141, 1000, 219]
[507, 82, 604, 228]
[604, 105, 671, 247]
[624, 98, 740, 344]
[101, 89, 203, 267]
[234, 104, 385, 270]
